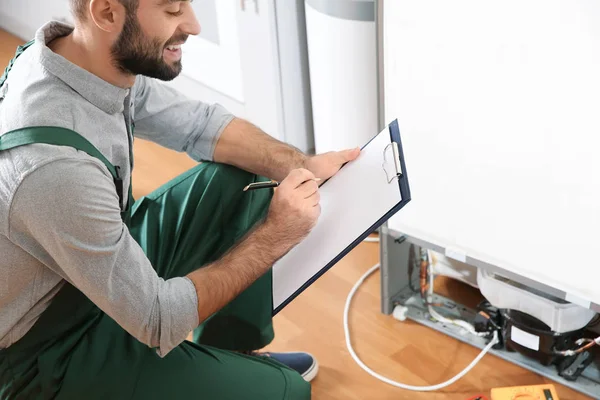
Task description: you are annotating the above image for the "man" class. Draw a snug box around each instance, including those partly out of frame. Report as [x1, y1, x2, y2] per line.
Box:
[0, 0, 360, 398]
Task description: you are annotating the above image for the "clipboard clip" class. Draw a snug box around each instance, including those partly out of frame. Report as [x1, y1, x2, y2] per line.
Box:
[383, 142, 403, 183]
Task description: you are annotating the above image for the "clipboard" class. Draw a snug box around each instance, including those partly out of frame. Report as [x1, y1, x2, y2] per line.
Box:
[272, 119, 411, 314]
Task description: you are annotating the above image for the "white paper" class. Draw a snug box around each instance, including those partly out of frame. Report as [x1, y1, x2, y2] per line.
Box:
[272, 126, 404, 311]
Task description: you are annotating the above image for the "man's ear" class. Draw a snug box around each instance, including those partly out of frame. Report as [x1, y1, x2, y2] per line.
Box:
[89, 0, 126, 33]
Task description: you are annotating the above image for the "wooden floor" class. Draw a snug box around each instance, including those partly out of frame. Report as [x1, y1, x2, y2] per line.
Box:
[1, 28, 594, 400]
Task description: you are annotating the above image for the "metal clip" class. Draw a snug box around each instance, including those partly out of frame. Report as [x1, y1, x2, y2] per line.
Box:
[382, 142, 403, 183]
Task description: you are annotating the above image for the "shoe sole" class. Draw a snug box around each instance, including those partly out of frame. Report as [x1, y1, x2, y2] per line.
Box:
[302, 357, 319, 382]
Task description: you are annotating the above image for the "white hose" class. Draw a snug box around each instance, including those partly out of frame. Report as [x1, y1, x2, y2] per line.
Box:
[344, 263, 500, 392]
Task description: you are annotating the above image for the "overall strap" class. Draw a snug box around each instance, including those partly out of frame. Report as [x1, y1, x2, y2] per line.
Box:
[0, 42, 134, 221]
[0, 126, 127, 209]
[0, 39, 34, 88]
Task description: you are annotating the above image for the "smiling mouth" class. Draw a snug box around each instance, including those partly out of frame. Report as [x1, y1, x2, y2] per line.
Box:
[165, 44, 182, 51]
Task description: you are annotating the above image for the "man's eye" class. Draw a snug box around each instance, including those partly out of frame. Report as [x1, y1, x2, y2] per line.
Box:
[167, 10, 183, 17]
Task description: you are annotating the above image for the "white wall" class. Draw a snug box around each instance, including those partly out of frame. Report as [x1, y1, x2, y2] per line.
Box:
[0, 0, 72, 40]
[384, 1, 600, 306]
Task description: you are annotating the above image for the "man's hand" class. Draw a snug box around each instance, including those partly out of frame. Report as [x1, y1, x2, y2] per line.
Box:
[305, 148, 361, 182]
[264, 168, 321, 248]
[187, 168, 321, 324]
[214, 118, 362, 182]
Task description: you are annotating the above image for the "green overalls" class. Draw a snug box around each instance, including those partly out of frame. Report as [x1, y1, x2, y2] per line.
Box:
[0, 42, 310, 400]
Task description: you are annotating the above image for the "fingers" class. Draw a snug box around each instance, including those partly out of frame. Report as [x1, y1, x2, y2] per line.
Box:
[340, 147, 361, 162]
[280, 168, 316, 189]
[306, 190, 321, 207]
[297, 179, 319, 198]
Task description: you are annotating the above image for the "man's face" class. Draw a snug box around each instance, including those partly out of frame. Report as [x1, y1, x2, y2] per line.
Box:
[111, 0, 200, 81]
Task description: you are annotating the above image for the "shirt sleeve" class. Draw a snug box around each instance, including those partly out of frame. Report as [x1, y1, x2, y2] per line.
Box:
[132, 75, 234, 162]
[8, 157, 199, 357]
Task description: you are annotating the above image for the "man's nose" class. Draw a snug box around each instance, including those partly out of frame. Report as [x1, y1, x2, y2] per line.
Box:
[182, 8, 201, 36]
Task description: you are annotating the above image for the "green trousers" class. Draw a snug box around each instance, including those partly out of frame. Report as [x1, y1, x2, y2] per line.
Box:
[0, 162, 310, 400]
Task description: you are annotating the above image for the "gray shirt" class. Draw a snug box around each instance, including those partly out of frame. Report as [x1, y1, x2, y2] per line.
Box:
[0, 22, 234, 356]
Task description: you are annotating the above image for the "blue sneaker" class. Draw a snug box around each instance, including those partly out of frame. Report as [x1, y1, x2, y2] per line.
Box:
[253, 351, 319, 382]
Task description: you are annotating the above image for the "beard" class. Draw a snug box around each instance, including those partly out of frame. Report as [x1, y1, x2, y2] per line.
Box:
[111, 11, 186, 81]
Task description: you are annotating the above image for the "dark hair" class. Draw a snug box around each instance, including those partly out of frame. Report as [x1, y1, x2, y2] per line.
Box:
[70, 0, 139, 21]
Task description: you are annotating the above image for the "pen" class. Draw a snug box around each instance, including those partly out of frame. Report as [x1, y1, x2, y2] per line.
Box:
[243, 180, 279, 192]
[243, 178, 321, 192]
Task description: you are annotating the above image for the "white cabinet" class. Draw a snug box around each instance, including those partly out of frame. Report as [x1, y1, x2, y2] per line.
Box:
[167, 0, 314, 152]
[179, 1, 245, 103]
